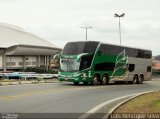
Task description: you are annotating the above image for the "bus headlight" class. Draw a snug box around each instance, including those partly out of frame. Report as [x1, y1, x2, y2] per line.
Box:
[73, 73, 82, 77]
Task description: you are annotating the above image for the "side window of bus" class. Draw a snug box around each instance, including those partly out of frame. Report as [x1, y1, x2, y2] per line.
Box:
[100, 44, 124, 56]
[147, 66, 151, 72]
[99, 44, 152, 59]
[99, 44, 115, 55]
[80, 55, 94, 70]
[145, 51, 152, 59]
[137, 50, 145, 58]
[84, 42, 99, 53]
[94, 63, 115, 71]
[128, 64, 135, 72]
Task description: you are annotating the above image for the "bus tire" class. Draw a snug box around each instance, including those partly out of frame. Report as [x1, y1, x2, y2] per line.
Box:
[138, 75, 144, 84]
[74, 82, 79, 85]
[132, 75, 138, 84]
[83, 82, 88, 85]
[92, 76, 98, 85]
[101, 75, 109, 85]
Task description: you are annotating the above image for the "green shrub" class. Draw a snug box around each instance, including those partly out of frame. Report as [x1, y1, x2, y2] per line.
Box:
[23, 67, 58, 74]
[152, 69, 160, 75]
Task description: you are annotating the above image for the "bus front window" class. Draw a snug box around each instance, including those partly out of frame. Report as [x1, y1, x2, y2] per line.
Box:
[80, 54, 94, 71]
[60, 59, 80, 72]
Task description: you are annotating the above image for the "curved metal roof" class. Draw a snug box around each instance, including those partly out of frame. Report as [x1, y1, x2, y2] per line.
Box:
[0, 23, 57, 48]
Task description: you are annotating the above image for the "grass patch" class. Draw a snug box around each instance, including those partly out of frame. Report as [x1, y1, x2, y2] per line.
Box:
[113, 91, 160, 113]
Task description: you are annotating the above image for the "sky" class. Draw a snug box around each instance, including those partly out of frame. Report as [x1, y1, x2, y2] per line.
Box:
[0, 0, 160, 56]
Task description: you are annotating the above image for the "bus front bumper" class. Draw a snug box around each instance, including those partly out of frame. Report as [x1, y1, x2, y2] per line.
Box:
[58, 73, 83, 82]
[58, 76, 82, 82]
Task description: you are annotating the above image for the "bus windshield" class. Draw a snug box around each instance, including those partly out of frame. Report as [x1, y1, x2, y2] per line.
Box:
[60, 59, 80, 72]
[62, 41, 99, 55]
[60, 54, 94, 72]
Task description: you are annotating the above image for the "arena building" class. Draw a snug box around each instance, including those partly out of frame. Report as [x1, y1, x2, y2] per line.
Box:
[0, 23, 61, 71]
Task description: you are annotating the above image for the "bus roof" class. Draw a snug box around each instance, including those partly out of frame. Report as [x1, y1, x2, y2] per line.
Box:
[101, 42, 151, 52]
[68, 41, 151, 52]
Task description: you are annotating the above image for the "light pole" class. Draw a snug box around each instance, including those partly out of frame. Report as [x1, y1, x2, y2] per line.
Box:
[81, 26, 92, 41]
[114, 13, 125, 45]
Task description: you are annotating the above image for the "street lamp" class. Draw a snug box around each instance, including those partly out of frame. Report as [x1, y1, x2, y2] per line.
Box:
[114, 13, 125, 45]
[81, 26, 92, 41]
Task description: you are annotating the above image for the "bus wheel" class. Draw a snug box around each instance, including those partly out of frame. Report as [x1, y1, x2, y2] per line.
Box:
[83, 82, 88, 85]
[132, 75, 138, 84]
[74, 82, 79, 85]
[92, 76, 98, 85]
[138, 75, 144, 84]
[101, 75, 109, 85]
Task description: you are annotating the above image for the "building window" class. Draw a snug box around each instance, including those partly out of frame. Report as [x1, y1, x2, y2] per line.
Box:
[6, 62, 16, 66]
[26, 62, 31, 65]
[6, 62, 11, 66]
[11, 62, 16, 66]
[19, 62, 24, 65]
[32, 62, 37, 65]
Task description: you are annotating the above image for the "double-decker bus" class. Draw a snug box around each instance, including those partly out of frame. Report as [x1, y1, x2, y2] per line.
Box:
[58, 41, 152, 85]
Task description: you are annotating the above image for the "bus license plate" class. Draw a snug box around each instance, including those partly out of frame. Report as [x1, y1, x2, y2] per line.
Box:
[65, 78, 68, 80]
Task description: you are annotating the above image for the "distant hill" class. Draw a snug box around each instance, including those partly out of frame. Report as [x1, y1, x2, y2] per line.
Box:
[154, 55, 160, 60]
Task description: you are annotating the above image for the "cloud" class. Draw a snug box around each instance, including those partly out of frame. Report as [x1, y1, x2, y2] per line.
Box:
[0, 0, 160, 55]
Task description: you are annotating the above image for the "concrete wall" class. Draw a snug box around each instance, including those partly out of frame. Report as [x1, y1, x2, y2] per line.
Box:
[0, 55, 51, 71]
[0, 55, 2, 69]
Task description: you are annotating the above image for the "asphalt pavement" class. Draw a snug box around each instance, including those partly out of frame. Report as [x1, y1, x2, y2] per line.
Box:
[0, 78, 160, 118]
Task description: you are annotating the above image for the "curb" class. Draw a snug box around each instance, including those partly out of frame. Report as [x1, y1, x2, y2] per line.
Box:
[79, 90, 159, 119]
[78, 94, 136, 119]
[104, 90, 159, 119]
[0, 79, 59, 86]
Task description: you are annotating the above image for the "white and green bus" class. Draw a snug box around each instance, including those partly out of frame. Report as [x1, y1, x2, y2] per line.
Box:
[58, 41, 152, 85]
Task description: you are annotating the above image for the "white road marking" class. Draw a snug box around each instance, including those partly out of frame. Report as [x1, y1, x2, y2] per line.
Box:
[79, 90, 158, 119]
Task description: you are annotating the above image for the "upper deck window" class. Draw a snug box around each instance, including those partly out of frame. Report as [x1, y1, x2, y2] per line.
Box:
[99, 44, 152, 59]
[62, 41, 99, 55]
